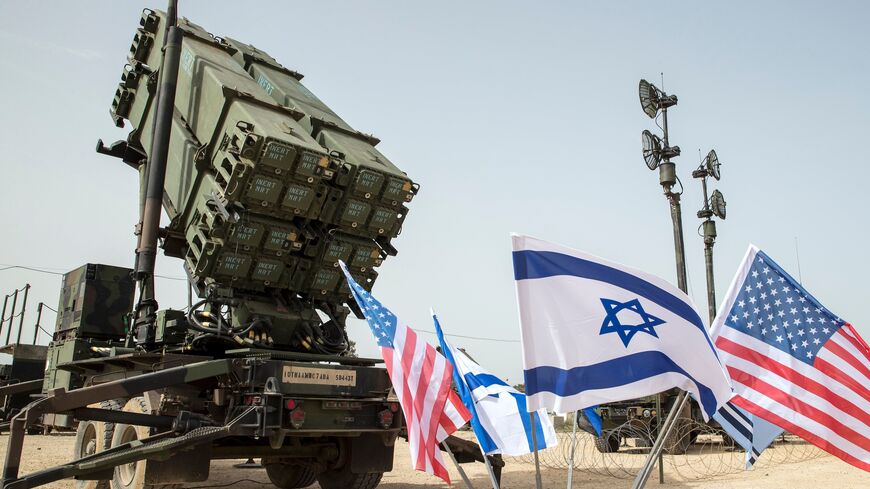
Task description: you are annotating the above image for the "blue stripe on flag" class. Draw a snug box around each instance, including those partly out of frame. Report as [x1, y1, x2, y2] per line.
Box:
[461, 371, 549, 452]
[515, 395, 548, 452]
[463, 372, 504, 394]
[524, 350, 719, 416]
[512, 250, 715, 352]
[433, 315, 498, 453]
[717, 409, 753, 441]
[730, 404, 752, 426]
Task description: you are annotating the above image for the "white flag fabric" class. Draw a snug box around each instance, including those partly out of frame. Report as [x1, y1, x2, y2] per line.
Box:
[512, 234, 733, 420]
[434, 313, 558, 456]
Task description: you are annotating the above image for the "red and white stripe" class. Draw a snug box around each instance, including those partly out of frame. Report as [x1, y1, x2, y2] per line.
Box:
[382, 322, 471, 483]
[716, 324, 870, 471]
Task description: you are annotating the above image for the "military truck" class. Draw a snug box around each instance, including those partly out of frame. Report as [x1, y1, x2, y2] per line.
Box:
[0, 4, 429, 489]
[586, 391, 702, 454]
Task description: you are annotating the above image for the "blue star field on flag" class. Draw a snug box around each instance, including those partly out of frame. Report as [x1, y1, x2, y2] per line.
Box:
[346, 278, 397, 348]
[725, 251, 842, 365]
[599, 298, 665, 347]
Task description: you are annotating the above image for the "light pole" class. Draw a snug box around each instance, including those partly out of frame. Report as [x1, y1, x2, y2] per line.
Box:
[639, 80, 686, 292]
[634, 79, 689, 489]
[692, 151, 726, 324]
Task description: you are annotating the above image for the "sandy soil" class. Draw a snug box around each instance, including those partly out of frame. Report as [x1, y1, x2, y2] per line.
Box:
[1, 433, 866, 489]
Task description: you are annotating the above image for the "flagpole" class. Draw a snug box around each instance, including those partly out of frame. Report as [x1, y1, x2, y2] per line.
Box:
[529, 413, 544, 489]
[480, 447, 501, 489]
[630, 392, 688, 489]
[567, 411, 578, 489]
[655, 395, 664, 484]
[441, 442, 475, 489]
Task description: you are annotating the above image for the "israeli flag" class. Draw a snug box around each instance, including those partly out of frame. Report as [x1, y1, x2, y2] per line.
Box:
[433, 312, 558, 456]
[512, 235, 733, 420]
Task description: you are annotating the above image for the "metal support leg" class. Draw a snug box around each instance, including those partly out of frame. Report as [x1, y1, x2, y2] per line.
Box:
[2, 359, 232, 485]
[529, 413, 543, 489]
[14, 285, 29, 345]
[631, 392, 689, 489]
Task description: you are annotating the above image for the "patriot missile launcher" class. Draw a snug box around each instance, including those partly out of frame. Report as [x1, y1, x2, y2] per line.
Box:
[0, 6, 504, 489]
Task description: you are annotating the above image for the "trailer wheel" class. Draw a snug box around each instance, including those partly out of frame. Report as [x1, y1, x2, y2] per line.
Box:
[315, 437, 384, 489]
[110, 397, 179, 489]
[262, 458, 316, 488]
[594, 431, 620, 453]
[316, 469, 382, 489]
[74, 420, 107, 489]
[663, 419, 692, 455]
[74, 400, 122, 489]
[663, 398, 693, 455]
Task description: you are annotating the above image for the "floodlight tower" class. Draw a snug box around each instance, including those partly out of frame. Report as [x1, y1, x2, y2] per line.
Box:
[693, 151, 727, 324]
[639, 80, 686, 292]
[634, 79, 688, 489]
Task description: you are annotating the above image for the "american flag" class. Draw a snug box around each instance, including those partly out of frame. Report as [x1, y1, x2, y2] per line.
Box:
[339, 263, 471, 483]
[710, 246, 869, 471]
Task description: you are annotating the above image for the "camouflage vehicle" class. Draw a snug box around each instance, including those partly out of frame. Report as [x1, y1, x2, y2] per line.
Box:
[584, 391, 703, 454]
[0, 5, 503, 489]
[0, 344, 47, 429]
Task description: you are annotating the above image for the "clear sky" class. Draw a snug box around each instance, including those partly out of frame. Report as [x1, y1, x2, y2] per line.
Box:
[0, 1, 867, 383]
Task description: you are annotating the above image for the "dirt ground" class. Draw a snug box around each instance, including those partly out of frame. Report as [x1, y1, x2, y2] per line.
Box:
[1, 433, 866, 489]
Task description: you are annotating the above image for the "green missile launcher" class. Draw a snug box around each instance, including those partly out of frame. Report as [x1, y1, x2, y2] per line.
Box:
[107, 9, 415, 351]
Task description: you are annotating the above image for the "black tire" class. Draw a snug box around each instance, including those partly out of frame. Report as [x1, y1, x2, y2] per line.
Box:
[663, 398, 693, 455]
[262, 459, 316, 489]
[100, 398, 123, 456]
[315, 468, 382, 489]
[664, 421, 692, 455]
[110, 397, 180, 489]
[74, 420, 106, 489]
[74, 400, 122, 489]
[594, 431, 620, 453]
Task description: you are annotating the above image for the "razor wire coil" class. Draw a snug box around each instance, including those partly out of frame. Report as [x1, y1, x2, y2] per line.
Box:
[507, 419, 823, 480]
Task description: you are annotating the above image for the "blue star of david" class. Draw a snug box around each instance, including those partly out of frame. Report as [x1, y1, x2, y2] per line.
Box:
[599, 298, 665, 347]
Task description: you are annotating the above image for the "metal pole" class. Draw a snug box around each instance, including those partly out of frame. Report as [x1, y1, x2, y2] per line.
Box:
[635, 104, 689, 489]
[655, 395, 663, 483]
[703, 226, 717, 325]
[567, 411, 578, 489]
[698, 172, 718, 325]
[659, 107, 688, 293]
[15, 285, 29, 345]
[0, 295, 9, 345]
[32, 303, 44, 344]
[632, 393, 689, 489]
[668, 195, 688, 292]
[481, 447, 501, 489]
[5, 289, 19, 345]
[441, 442, 475, 489]
[529, 413, 543, 489]
[132, 3, 183, 345]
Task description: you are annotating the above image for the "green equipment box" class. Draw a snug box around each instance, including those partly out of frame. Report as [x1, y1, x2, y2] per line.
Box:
[53, 264, 134, 342]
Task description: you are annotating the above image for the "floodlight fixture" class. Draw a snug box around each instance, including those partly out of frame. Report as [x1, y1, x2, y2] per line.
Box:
[638, 79, 678, 119]
[711, 190, 726, 219]
[705, 150, 720, 180]
[642, 130, 682, 171]
[639, 80, 659, 119]
[642, 130, 662, 169]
